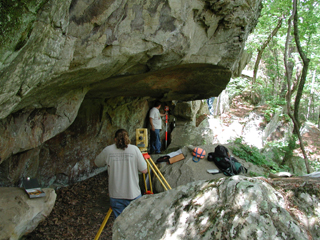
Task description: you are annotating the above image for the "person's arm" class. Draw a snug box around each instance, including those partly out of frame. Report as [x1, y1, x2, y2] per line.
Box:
[136, 146, 148, 173]
[149, 117, 155, 131]
[94, 149, 107, 167]
[140, 168, 148, 174]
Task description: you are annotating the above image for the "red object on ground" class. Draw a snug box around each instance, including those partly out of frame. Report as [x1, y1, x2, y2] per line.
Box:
[192, 147, 206, 158]
[144, 190, 153, 195]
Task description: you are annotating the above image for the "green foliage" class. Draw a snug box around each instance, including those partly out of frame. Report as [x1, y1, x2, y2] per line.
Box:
[231, 138, 269, 166]
[226, 77, 251, 98]
[261, 99, 284, 122]
[265, 135, 299, 166]
[285, 135, 298, 156]
[225, 0, 320, 177]
[241, 0, 320, 124]
[231, 137, 289, 173]
[0, 0, 48, 51]
[248, 171, 264, 177]
[264, 109, 273, 122]
[310, 159, 320, 172]
[282, 113, 291, 122]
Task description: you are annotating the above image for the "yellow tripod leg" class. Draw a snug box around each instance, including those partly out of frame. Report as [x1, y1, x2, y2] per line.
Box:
[147, 157, 172, 190]
[145, 158, 171, 191]
[94, 207, 113, 240]
[147, 162, 153, 193]
[143, 172, 147, 193]
[143, 162, 153, 194]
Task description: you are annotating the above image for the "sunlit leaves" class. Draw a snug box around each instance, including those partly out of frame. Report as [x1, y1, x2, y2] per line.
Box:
[242, 0, 320, 124]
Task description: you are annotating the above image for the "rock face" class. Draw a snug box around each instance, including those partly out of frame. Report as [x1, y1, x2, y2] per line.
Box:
[167, 100, 214, 150]
[0, 0, 263, 118]
[113, 176, 320, 240]
[0, 187, 56, 240]
[0, 0, 262, 186]
[0, 97, 150, 187]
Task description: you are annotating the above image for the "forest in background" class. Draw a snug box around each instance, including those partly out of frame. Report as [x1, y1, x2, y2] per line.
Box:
[218, 0, 320, 175]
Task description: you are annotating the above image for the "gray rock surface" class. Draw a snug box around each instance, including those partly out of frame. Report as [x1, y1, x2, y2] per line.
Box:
[172, 101, 202, 124]
[113, 176, 319, 240]
[0, 187, 56, 240]
[1, 0, 263, 119]
[153, 145, 250, 193]
[168, 126, 214, 150]
[0, 0, 263, 186]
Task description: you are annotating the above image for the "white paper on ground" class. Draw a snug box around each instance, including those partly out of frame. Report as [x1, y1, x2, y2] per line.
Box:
[167, 149, 183, 158]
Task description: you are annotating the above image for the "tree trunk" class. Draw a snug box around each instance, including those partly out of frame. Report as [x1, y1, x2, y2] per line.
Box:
[281, 43, 294, 99]
[293, 0, 310, 173]
[284, 3, 310, 174]
[270, 39, 281, 98]
[293, 0, 310, 128]
[252, 17, 283, 103]
[307, 70, 316, 119]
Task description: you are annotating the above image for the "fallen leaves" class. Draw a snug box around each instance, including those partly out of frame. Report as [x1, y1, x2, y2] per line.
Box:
[25, 171, 114, 240]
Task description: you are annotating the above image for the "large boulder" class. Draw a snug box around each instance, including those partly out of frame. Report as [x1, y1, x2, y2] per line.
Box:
[0, 187, 56, 240]
[113, 176, 320, 240]
[167, 100, 214, 151]
[168, 126, 214, 150]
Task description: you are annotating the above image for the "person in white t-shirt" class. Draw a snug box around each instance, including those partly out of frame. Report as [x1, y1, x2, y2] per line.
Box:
[94, 129, 147, 219]
[149, 100, 167, 154]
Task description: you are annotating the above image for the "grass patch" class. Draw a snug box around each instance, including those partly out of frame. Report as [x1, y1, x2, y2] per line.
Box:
[230, 137, 289, 173]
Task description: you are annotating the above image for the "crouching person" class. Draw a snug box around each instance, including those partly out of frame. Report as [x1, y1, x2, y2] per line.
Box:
[94, 129, 147, 219]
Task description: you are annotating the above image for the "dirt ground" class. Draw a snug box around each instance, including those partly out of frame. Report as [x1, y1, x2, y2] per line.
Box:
[25, 171, 114, 240]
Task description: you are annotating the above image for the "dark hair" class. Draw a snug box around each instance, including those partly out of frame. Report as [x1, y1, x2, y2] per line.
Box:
[115, 129, 130, 150]
[154, 100, 161, 107]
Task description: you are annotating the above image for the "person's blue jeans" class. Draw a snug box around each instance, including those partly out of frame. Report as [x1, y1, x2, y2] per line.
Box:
[150, 129, 161, 153]
[110, 194, 142, 219]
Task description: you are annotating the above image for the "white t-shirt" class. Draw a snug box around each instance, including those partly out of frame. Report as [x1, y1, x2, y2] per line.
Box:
[149, 107, 162, 129]
[94, 144, 147, 199]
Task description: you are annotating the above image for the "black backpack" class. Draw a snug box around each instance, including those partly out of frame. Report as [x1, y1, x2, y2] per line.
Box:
[208, 145, 247, 176]
[156, 155, 170, 163]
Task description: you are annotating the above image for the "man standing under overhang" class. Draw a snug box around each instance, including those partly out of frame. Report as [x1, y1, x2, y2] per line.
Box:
[149, 100, 167, 154]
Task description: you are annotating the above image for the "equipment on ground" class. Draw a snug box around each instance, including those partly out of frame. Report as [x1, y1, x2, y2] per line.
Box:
[207, 145, 247, 176]
[94, 208, 112, 240]
[94, 129, 171, 240]
[192, 147, 206, 162]
[207, 169, 220, 174]
[141, 152, 171, 192]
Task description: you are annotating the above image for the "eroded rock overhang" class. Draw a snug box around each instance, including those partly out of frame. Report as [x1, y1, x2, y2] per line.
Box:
[0, 0, 262, 183]
[86, 63, 231, 100]
[0, 0, 262, 119]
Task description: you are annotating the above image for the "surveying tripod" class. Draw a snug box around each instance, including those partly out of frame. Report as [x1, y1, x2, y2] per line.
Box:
[94, 128, 171, 240]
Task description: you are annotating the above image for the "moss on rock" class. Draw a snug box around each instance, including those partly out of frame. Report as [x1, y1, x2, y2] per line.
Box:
[0, 0, 48, 58]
